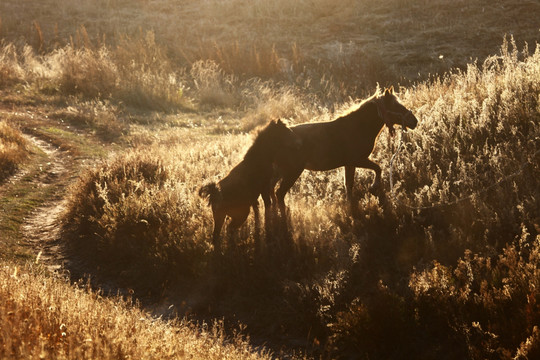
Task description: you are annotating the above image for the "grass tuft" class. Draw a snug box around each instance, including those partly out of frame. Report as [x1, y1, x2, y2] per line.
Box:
[0, 119, 29, 181]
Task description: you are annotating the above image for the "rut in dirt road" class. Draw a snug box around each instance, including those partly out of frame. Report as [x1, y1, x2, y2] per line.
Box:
[20, 133, 75, 273]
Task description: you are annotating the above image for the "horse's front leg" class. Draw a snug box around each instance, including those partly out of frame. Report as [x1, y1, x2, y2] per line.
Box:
[357, 158, 381, 192]
[344, 166, 356, 200]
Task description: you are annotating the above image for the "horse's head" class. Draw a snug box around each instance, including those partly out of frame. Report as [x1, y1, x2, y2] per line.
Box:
[266, 119, 302, 152]
[247, 119, 301, 161]
[377, 87, 418, 135]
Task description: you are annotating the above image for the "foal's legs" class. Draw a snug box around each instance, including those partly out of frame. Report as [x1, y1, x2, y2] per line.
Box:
[212, 210, 226, 252]
[226, 206, 250, 251]
[228, 207, 250, 231]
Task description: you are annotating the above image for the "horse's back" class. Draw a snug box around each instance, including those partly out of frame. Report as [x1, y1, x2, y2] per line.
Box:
[290, 115, 377, 171]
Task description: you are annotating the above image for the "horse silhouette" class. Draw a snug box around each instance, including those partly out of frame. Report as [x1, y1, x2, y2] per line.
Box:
[273, 87, 418, 214]
[199, 119, 300, 250]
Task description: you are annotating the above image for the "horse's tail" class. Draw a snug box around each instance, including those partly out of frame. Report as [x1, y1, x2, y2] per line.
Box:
[198, 182, 222, 207]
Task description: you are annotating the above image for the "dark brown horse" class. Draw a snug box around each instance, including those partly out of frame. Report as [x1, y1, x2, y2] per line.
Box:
[199, 119, 300, 250]
[273, 87, 418, 213]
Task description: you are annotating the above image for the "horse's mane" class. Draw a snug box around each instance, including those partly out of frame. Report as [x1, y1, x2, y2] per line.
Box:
[359, 90, 382, 108]
[243, 120, 283, 162]
[335, 91, 380, 120]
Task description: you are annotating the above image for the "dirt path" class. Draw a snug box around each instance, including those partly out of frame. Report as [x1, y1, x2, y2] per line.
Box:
[19, 133, 73, 272]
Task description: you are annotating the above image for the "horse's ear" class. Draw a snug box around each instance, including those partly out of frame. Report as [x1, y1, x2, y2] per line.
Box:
[384, 86, 394, 97]
[277, 118, 288, 126]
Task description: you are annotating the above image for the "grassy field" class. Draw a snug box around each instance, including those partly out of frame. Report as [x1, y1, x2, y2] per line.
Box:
[1, 0, 540, 358]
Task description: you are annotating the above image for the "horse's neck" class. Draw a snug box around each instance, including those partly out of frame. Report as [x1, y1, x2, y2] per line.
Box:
[357, 101, 385, 138]
[243, 145, 274, 165]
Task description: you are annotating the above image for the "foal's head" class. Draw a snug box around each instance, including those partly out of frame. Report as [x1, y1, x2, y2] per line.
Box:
[376, 87, 418, 135]
[245, 119, 300, 161]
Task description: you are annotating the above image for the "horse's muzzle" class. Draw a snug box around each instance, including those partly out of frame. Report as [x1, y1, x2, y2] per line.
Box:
[404, 112, 418, 130]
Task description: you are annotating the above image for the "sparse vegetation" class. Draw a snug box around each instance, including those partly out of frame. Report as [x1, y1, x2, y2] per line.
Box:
[1, 0, 539, 358]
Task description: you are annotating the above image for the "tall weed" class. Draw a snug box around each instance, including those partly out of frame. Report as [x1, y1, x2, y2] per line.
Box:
[0, 119, 28, 181]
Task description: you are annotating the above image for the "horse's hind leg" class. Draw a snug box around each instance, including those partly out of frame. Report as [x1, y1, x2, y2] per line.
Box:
[261, 183, 275, 222]
[252, 199, 260, 230]
[270, 167, 280, 205]
[228, 207, 250, 230]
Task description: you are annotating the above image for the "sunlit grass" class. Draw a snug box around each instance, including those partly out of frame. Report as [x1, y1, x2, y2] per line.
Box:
[56, 39, 540, 357]
[0, 262, 271, 359]
[0, 119, 28, 181]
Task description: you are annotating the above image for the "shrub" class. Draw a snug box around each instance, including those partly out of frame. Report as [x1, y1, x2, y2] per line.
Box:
[63, 150, 210, 293]
[0, 119, 29, 181]
[54, 46, 119, 98]
[190, 60, 239, 109]
[409, 233, 540, 358]
[0, 43, 25, 88]
[49, 99, 127, 141]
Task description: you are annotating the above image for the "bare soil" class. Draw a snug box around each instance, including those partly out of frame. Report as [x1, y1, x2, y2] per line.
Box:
[20, 134, 70, 272]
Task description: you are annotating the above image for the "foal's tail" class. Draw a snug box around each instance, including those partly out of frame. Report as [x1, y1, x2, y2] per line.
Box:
[198, 183, 222, 206]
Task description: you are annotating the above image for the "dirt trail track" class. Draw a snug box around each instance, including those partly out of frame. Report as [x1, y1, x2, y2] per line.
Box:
[0, 104, 80, 272]
[20, 134, 71, 272]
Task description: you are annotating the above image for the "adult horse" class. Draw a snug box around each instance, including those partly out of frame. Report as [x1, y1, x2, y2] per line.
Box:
[199, 119, 300, 250]
[273, 87, 418, 213]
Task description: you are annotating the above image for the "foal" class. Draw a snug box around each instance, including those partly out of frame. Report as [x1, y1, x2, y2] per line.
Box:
[199, 119, 299, 250]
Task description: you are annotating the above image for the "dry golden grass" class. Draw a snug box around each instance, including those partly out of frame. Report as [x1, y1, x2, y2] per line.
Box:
[1, 0, 538, 112]
[59, 39, 540, 358]
[2, 0, 538, 82]
[0, 117, 29, 181]
[0, 262, 271, 359]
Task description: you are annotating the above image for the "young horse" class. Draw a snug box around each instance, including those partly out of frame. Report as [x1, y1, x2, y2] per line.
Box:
[273, 87, 418, 214]
[199, 119, 299, 251]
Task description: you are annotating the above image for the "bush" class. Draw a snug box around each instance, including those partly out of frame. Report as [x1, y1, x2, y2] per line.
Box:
[54, 46, 119, 98]
[63, 150, 210, 293]
[0, 119, 29, 181]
